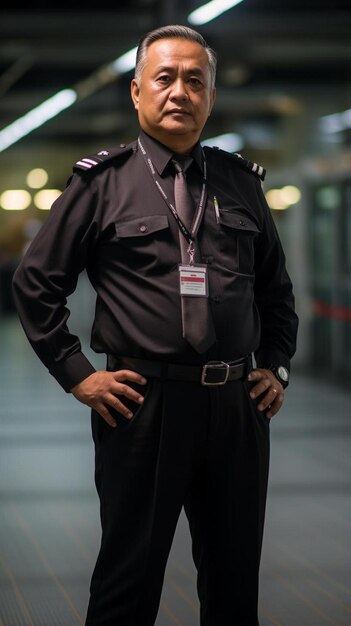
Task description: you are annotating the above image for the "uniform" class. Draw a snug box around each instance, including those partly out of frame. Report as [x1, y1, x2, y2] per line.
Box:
[12, 129, 298, 626]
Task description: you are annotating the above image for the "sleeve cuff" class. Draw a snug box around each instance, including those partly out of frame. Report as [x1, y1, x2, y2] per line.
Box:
[49, 352, 97, 392]
[254, 347, 291, 372]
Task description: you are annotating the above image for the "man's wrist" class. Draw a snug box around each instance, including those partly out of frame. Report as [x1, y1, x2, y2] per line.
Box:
[49, 352, 96, 392]
[267, 364, 289, 389]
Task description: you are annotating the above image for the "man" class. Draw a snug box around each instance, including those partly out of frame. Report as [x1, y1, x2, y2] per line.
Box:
[13, 24, 298, 626]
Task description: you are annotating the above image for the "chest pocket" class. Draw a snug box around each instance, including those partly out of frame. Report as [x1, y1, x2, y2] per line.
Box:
[115, 214, 176, 273]
[218, 211, 260, 276]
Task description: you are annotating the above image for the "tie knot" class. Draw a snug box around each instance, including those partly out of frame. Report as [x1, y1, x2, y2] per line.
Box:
[172, 156, 193, 175]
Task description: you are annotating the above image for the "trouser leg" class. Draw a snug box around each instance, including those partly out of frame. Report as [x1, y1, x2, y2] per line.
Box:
[85, 378, 210, 626]
[184, 379, 270, 626]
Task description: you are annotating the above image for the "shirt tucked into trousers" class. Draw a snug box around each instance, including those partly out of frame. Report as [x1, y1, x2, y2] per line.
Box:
[86, 375, 269, 626]
[12, 130, 298, 626]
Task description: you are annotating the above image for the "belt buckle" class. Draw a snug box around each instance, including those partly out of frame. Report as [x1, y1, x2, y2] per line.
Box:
[201, 361, 230, 386]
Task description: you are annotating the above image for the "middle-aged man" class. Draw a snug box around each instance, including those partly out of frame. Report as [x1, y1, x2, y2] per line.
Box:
[13, 24, 298, 626]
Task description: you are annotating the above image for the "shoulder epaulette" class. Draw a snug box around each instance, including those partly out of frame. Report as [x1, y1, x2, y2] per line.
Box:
[73, 143, 135, 175]
[203, 146, 266, 182]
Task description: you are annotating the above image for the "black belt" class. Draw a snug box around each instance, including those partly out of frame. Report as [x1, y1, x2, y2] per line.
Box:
[107, 355, 251, 387]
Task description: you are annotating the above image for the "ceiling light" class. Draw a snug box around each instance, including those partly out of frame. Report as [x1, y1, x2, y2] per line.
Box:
[266, 189, 289, 211]
[266, 186, 301, 211]
[0, 44, 138, 153]
[0, 190, 32, 211]
[188, 0, 245, 26]
[0, 89, 77, 152]
[26, 168, 49, 189]
[319, 108, 351, 134]
[110, 47, 138, 75]
[202, 132, 244, 153]
[280, 185, 301, 206]
[34, 189, 62, 211]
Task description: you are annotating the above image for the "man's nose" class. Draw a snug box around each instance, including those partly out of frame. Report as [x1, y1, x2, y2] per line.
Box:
[170, 78, 188, 100]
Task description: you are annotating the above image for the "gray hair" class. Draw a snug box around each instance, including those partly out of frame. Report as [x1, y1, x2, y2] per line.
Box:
[134, 25, 217, 89]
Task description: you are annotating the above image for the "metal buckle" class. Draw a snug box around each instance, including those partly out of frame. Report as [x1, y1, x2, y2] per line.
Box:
[201, 361, 230, 386]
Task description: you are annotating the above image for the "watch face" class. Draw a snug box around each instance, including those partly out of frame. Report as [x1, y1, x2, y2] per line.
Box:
[277, 366, 289, 382]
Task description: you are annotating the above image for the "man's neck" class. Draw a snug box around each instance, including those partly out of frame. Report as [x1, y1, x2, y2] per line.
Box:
[141, 129, 198, 155]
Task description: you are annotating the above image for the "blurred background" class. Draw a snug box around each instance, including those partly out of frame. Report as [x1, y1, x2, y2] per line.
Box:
[0, 2, 350, 625]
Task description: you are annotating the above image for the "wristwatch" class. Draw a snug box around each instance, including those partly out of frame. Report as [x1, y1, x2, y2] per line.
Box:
[268, 365, 289, 389]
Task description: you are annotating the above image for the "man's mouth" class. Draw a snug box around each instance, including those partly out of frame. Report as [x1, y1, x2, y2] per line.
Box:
[166, 109, 191, 116]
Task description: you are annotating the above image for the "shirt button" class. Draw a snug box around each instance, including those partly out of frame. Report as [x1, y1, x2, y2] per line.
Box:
[139, 224, 147, 233]
[239, 219, 245, 226]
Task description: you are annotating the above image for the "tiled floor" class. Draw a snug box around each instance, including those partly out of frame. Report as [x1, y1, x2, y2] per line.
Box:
[1, 313, 350, 626]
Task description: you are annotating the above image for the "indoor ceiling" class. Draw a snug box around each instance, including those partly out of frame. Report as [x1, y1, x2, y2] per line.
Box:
[1, 1, 351, 183]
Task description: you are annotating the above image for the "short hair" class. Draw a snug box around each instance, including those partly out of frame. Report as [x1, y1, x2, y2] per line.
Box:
[134, 25, 217, 89]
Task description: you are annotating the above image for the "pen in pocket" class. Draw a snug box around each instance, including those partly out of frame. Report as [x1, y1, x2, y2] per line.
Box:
[213, 195, 220, 223]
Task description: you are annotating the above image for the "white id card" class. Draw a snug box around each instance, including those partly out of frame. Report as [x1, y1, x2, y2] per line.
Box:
[178, 264, 209, 297]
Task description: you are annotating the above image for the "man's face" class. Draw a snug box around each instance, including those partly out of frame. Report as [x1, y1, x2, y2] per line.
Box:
[131, 38, 216, 151]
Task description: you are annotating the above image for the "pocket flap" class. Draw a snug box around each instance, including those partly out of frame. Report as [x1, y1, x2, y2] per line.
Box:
[115, 215, 169, 238]
[219, 211, 260, 234]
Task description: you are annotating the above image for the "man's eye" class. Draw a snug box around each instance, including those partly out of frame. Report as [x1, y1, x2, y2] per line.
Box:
[189, 77, 202, 87]
[157, 75, 170, 84]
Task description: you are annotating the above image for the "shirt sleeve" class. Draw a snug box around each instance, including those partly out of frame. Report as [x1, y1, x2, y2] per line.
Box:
[253, 180, 299, 371]
[12, 173, 99, 392]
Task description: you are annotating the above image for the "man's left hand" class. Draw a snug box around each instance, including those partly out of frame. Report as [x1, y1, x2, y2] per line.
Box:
[247, 368, 284, 419]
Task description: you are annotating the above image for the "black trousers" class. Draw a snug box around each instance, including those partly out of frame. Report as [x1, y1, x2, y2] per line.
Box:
[85, 376, 270, 626]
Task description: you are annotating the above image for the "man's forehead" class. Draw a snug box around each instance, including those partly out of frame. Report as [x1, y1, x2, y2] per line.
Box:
[146, 37, 208, 63]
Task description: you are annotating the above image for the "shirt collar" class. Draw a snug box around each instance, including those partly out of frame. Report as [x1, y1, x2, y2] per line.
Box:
[138, 129, 204, 176]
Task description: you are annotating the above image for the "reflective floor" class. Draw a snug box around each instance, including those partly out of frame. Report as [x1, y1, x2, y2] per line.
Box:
[1, 312, 350, 626]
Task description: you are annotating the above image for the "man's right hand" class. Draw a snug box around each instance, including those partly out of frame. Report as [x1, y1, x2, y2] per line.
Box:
[71, 370, 147, 428]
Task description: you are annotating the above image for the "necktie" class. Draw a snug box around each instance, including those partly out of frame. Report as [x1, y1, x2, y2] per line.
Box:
[172, 157, 216, 354]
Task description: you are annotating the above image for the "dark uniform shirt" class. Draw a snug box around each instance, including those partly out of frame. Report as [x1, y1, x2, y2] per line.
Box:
[12, 130, 298, 392]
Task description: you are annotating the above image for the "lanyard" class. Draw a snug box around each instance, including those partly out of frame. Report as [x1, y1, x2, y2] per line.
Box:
[138, 137, 207, 247]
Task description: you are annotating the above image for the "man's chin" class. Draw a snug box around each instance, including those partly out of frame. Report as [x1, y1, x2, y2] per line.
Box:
[160, 122, 196, 136]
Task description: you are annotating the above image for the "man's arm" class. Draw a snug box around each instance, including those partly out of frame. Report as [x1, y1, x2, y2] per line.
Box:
[12, 174, 98, 390]
[249, 179, 299, 418]
[12, 173, 147, 425]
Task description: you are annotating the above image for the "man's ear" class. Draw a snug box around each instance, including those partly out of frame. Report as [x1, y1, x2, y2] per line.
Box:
[209, 87, 216, 116]
[131, 79, 140, 111]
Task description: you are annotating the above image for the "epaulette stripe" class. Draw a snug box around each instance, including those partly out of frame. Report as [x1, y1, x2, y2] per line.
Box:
[82, 158, 100, 166]
[73, 144, 134, 175]
[205, 146, 266, 181]
[76, 160, 94, 169]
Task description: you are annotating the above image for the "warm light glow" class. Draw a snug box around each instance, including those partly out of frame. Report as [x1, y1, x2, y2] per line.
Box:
[0, 89, 77, 152]
[280, 185, 301, 206]
[34, 189, 62, 210]
[0, 189, 32, 210]
[26, 168, 49, 189]
[266, 189, 289, 211]
[188, 0, 244, 25]
[266, 186, 301, 211]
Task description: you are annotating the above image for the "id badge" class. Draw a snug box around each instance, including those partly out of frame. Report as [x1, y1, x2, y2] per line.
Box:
[178, 264, 209, 297]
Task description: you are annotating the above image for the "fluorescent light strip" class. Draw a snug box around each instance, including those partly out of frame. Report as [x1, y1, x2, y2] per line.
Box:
[319, 108, 351, 134]
[110, 46, 138, 75]
[0, 45, 139, 152]
[202, 132, 243, 153]
[188, 0, 244, 25]
[0, 89, 77, 152]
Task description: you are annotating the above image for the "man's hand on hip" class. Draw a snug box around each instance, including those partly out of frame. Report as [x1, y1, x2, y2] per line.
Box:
[71, 370, 147, 428]
[247, 368, 284, 419]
